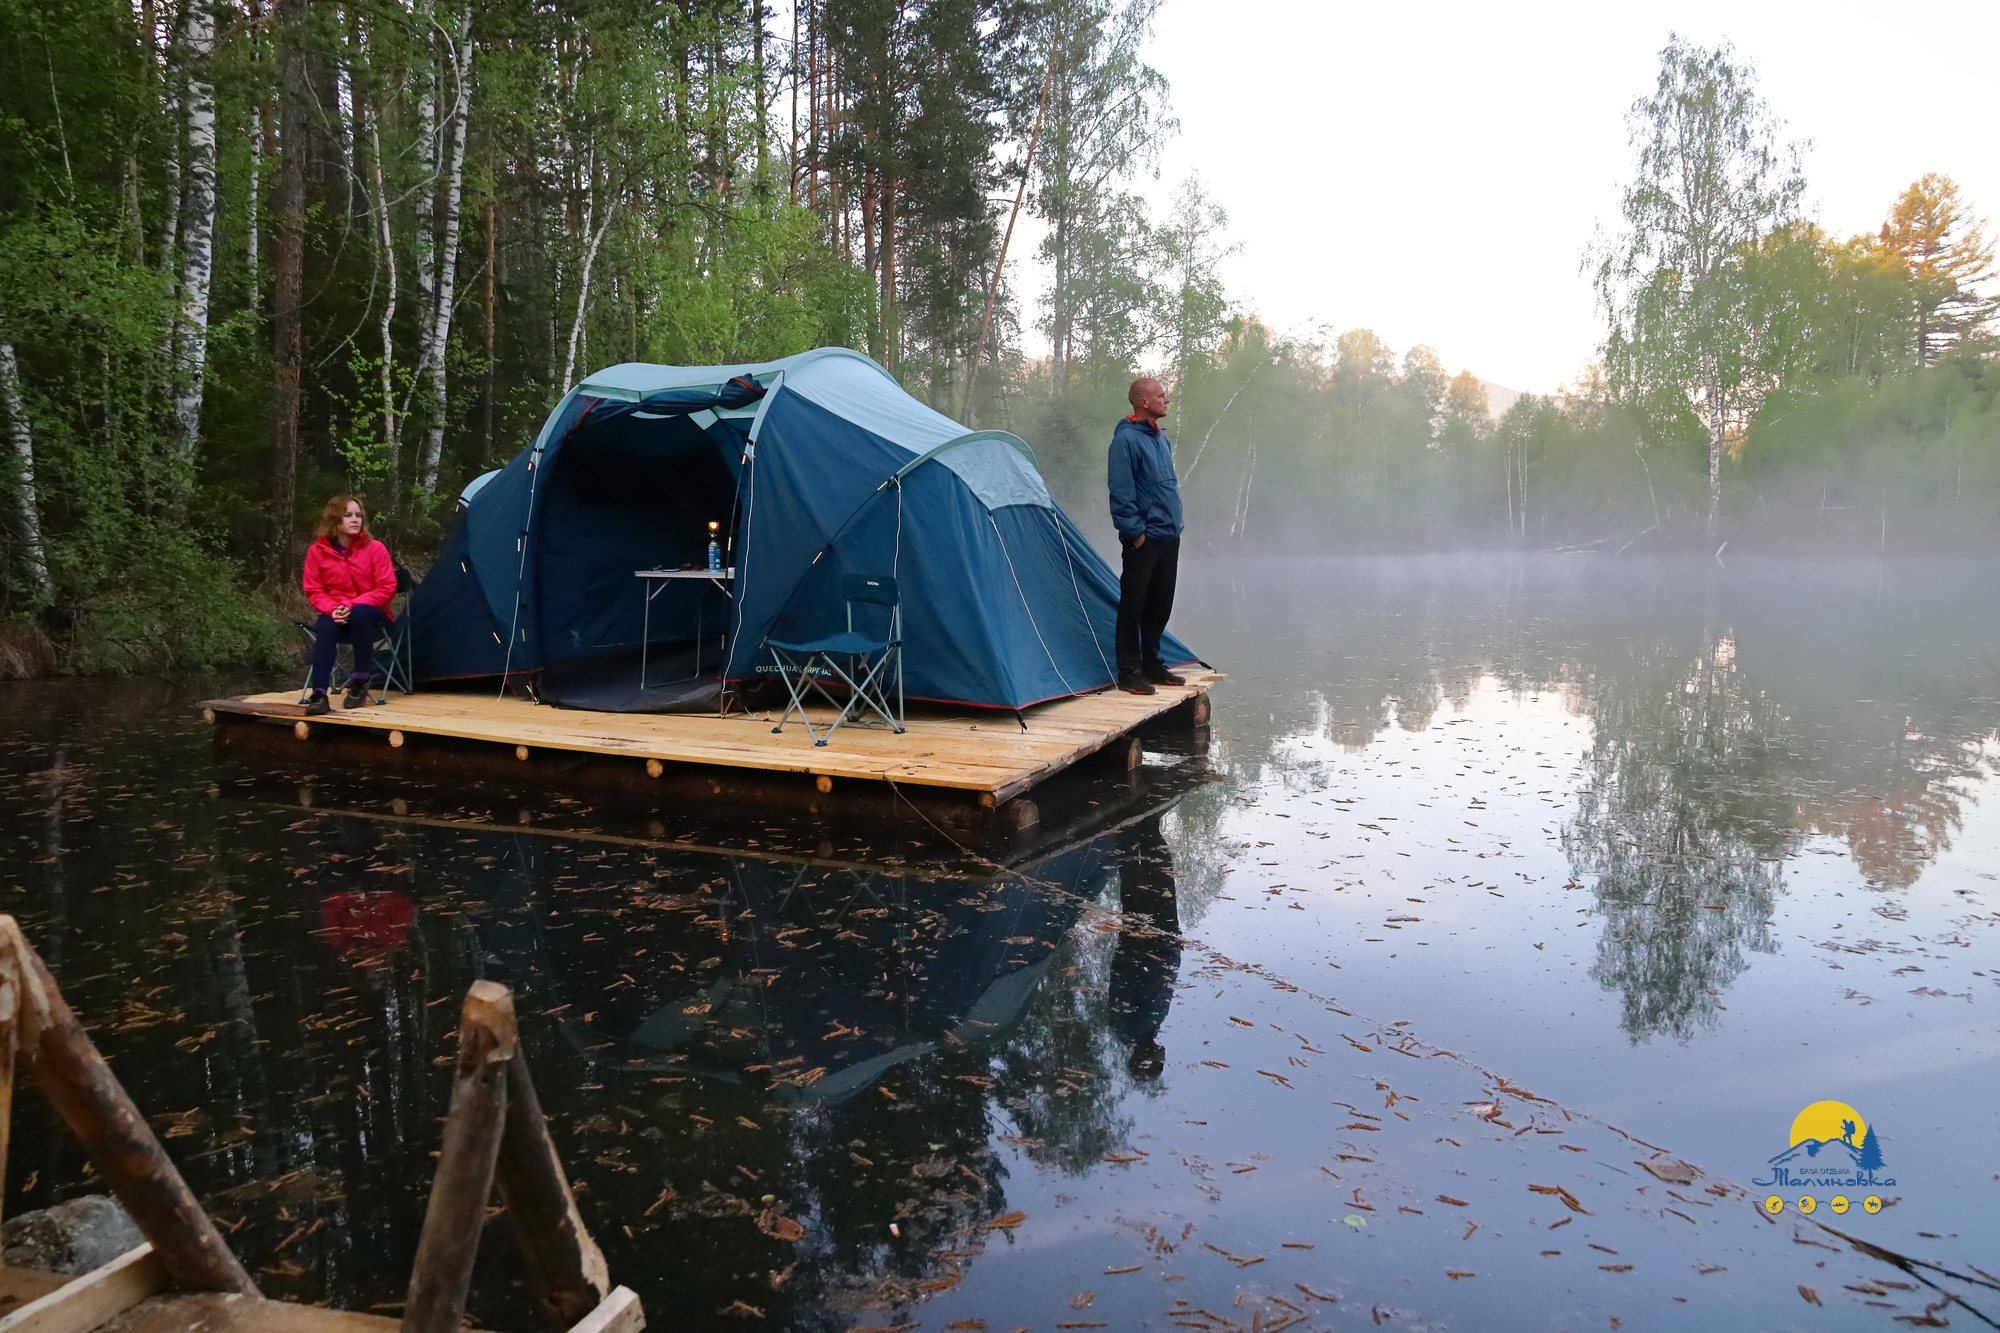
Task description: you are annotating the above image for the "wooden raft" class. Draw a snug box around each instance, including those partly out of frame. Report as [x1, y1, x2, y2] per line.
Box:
[202, 671, 1220, 804]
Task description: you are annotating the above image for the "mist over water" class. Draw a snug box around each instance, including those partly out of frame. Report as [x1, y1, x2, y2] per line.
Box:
[2, 554, 1995, 1330]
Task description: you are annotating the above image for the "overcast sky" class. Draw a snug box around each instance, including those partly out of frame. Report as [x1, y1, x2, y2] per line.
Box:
[1058, 0, 2000, 393]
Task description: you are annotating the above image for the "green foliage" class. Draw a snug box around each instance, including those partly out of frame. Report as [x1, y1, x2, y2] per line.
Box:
[5, 0, 2000, 688]
[1030, 0, 1174, 393]
[58, 531, 294, 676]
[1743, 352, 2000, 516]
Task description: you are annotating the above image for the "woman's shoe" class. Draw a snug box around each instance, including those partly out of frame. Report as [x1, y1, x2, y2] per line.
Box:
[305, 690, 331, 716]
[343, 674, 374, 708]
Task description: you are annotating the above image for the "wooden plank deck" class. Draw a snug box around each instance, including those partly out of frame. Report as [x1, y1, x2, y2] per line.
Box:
[202, 672, 1220, 803]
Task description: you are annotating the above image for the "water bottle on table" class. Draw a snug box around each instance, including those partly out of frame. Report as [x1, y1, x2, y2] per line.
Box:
[707, 520, 722, 573]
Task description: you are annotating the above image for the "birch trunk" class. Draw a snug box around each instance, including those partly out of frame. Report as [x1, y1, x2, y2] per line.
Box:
[158, 92, 183, 272]
[170, 0, 220, 473]
[561, 196, 617, 392]
[0, 342, 53, 602]
[1703, 355, 1725, 535]
[418, 2, 472, 495]
[246, 108, 261, 312]
[245, 0, 265, 314]
[410, 0, 439, 387]
[153, 4, 185, 391]
[370, 119, 399, 478]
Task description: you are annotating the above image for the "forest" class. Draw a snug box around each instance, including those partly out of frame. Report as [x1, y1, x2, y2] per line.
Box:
[1, 2, 1995, 675]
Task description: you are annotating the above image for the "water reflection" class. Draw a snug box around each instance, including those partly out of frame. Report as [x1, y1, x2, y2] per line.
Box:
[1562, 636, 1788, 1041]
[1207, 558, 2000, 1038]
[479, 834, 1111, 1103]
[1108, 819, 1181, 1080]
[6, 560, 2000, 1328]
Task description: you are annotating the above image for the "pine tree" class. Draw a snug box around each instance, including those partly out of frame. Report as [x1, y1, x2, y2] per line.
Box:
[1857, 1125, 1883, 1173]
[1875, 173, 1996, 364]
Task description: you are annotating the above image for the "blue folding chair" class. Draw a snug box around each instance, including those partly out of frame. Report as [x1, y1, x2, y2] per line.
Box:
[766, 574, 905, 746]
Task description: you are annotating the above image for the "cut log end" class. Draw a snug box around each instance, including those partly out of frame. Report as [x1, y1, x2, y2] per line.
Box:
[815, 774, 833, 794]
[389, 730, 405, 748]
[201, 708, 216, 725]
[515, 745, 531, 761]
[461, 981, 520, 1064]
[1191, 692, 1211, 725]
[293, 720, 310, 740]
[645, 758, 664, 778]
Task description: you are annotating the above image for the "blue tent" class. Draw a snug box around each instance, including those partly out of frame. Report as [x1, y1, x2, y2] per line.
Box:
[410, 347, 1198, 712]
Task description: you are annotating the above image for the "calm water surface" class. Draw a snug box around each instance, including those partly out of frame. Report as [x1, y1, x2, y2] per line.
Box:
[3, 555, 1996, 1331]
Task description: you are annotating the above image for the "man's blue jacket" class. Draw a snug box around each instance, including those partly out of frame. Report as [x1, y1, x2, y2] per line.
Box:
[1108, 415, 1184, 543]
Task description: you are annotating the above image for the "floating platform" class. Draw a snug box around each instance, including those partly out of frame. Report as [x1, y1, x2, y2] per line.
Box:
[200, 673, 1220, 808]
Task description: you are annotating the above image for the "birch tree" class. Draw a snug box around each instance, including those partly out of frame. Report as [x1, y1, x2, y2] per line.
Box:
[0, 340, 53, 602]
[417, 1, 471, 494]
[169, 0, 219, 473]
[369, 117, 399, 473]
[1593, 35, 1803, 532]
[1148, 174, 1234, 422]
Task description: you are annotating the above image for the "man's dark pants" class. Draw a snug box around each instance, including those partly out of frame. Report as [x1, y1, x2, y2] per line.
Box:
[308, 604, 389, 690]
[1115, 535, 1179, 676]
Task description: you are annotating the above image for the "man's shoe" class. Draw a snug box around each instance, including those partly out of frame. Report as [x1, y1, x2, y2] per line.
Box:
[304, 691, 331, 716]
[343, 674, 374, 708]
[1145, 667, 1186, 687]
[1117, 673, 1156, 695]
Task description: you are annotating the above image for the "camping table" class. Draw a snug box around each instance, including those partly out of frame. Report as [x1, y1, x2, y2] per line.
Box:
[636, 567, 735, 689]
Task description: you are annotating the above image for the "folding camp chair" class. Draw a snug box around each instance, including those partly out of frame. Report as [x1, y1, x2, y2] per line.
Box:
[297, 563, 418, 705]
[767, 574, 905, 746]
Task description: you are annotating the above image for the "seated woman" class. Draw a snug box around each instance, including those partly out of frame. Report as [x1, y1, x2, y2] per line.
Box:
[302, 494, 398, 715]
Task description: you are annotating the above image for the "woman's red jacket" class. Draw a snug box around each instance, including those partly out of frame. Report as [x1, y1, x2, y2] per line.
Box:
[302, 534, 398, 619]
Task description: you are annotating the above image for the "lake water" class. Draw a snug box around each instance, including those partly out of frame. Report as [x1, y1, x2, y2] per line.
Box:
[3, 555, 1995, 1331]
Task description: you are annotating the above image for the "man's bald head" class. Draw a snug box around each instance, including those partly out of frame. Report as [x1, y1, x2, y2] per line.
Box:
[1128, 377, 1169, 423]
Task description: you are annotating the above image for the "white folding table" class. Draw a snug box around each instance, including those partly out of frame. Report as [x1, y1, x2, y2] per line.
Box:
[636, 567, 734, 689]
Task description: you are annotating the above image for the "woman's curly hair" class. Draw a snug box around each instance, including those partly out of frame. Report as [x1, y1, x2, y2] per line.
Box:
[315, 494, 370, 540]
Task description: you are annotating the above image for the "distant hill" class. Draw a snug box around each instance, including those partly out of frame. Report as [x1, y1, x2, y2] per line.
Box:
[1480, 380, 1522, 420]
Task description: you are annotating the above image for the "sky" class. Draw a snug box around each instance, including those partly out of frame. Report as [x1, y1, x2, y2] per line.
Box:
[1038, 0, 2000, 394]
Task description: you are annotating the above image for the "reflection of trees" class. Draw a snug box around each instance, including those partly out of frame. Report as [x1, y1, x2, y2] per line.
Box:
[988, 913, 1134, 1174]
[986, 816, 1183, 1169]
[1563, 637, 1790, 1042]
[1810, 783, 1969, 888]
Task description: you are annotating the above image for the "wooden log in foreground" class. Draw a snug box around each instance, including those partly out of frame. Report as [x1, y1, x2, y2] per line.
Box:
[401, 981, 517, 1333]
[0, 916, 258, 1296]
[497, 1047, 610, 1326]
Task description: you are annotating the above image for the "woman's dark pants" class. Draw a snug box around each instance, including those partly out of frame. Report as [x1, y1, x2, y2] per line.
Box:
[308, 605, 389, 691]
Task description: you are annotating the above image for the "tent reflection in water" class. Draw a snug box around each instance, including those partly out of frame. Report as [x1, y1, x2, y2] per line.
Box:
[411, 347, 1198, 713]
[473, 818, 1182, 1104]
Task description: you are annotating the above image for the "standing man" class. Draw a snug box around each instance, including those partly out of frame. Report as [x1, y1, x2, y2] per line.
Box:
[1108, 377, 1185, 695]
